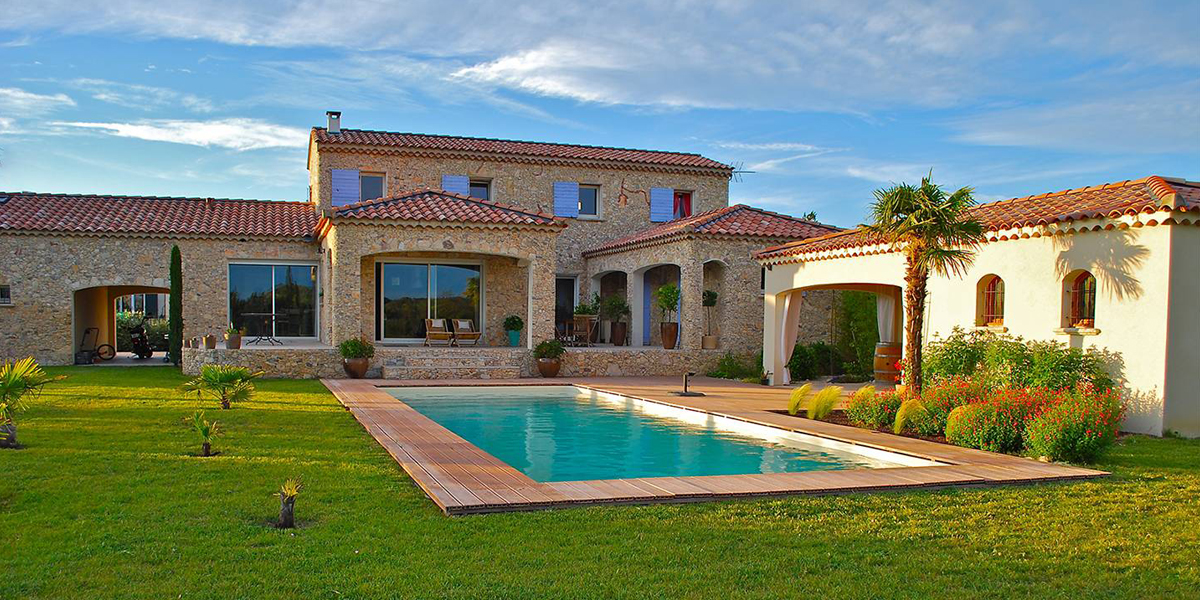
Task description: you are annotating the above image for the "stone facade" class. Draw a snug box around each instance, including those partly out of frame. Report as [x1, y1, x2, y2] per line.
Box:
[0, 232, 317, 365]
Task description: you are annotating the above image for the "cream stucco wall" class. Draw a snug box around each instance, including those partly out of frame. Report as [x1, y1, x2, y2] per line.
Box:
[762, 220, 1198, 436]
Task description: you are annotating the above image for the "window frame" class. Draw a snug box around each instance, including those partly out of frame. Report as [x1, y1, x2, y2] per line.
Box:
[0, 284, 11, 306]
[375, 258, 487, 344]
[672, 189, 694, 220]
[468, 179, 492, 201]
[1064, 270, 1097, 328]
[359, 171, 386, 203]
[975, 275, 1005, 327]
[577, 184, 601, 219]
[226, 260, 321, 339]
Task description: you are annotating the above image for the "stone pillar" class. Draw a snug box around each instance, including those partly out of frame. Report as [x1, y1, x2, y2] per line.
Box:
[526, 254, 557, 348]
[630, 269, 645, 347]
[328, 239, 362, 346]
[679, 260, 704, 350]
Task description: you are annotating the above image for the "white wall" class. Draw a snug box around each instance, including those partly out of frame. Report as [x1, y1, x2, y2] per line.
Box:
[1164, 225, 1200, 436]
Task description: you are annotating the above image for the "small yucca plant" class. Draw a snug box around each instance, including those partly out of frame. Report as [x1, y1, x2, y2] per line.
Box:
[181, 365, 263, 409]
[808, 386, 843, 421]
[277, 478, 302, 529]
[788, 383, 813, 416]
[186, 410, 221, 457]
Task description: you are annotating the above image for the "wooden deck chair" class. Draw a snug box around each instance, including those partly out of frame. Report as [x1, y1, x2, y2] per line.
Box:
[424, 318, 455, 346]
[571, 315, 596, 347]
[451, 319, 483, 346]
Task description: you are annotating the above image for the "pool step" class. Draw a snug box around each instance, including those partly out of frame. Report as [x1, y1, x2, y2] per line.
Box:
[381, 365, 523, 380]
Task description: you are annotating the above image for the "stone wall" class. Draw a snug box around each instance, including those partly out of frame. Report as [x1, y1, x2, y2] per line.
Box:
[311, 147, 730, 276]
[0, 232, 318, 365]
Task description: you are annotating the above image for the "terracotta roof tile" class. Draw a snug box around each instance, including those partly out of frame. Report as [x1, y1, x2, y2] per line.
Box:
[0, 192, 317, 238]
[314, 128, 732, 171]
[584, 204, 840, 256]
[333, 188, 564, 228]
[757, 176, 1200, 262]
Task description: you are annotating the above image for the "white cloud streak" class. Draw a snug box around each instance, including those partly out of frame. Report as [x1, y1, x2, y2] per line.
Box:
[67, 78, 215, 113]
[52, 118, 308, 151]
[0, 87, 75, 116]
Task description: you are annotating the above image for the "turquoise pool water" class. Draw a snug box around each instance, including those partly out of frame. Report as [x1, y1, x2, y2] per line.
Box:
[386, 386, 923, 482]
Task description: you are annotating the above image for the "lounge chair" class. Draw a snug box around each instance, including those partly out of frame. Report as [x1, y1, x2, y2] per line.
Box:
[424, 318, 455, 346]
[451, 319, 483, 346]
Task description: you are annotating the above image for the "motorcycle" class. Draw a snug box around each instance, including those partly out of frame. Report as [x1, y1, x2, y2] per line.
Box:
[126, 314, 155, 359]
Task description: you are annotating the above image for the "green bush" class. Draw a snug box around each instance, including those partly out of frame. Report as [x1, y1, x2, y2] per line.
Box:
[338, 338, 375, 359]
[534, 340, 565, 360]
[115, 312, 170, 351]
[925, 328, 1115, 392]
[908, 377, 985, 437]
[835, 291, 879, 378]
[1025, 389, 1123, 463]
[786, 343, 817, 381]
[706, 352, 759, 380]
[845, 387, 902, 429]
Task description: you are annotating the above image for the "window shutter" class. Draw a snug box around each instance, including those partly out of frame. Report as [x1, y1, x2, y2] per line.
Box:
[331, 169, 360, 207]
[441, 174, 470, 196]
[553, 181, 580, 218]
[649, 187, 673, 222]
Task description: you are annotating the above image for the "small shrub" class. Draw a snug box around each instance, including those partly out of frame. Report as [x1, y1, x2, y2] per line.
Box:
[846, 387, 903, 429]
[533, 340, 565, 360]
[503, 315, 525, 332]
[707, 352, 759, 380]
[924, 327, 1116, 392]
[337, 338, 375, 359]
[1025, 389, 1123, 463]
[945, 404, 1011, 452]
[807, 386, 842, 421]
[787, 344, 817, 381]
[909, 377, 985, 437]
[788, 383, 813, 416]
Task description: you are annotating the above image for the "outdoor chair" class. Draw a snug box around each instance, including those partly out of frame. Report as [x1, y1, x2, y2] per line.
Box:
[571, 315, 597, 347]
[451, 319, 483, 346]
[424, 318, 455, 346]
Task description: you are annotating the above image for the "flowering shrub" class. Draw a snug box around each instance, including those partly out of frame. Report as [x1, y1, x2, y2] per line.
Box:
[908, 377, 984, 436]
[945, 404, 1008, 452]
[845, 388, 900, 429]
[1024, 388, 1123, 463]
[944, 387, 1059, 453]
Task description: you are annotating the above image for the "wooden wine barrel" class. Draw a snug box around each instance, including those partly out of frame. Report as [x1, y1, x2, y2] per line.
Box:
[874, 343, 902, 383]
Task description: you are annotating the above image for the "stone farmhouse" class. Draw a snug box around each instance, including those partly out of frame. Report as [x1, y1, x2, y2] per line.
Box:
[0, 112, 839, 378]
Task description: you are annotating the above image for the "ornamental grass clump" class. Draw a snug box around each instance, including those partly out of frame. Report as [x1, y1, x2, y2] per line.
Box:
[1025, 388, 1123, 463]
[787, 383, 813, 416]
[807, 386, 842, 421]
[845, 387, 903, 430]
[893, 398, 926, 435]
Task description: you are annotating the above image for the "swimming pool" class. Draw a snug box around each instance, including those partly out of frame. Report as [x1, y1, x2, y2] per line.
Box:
[385, 386, 936, 482]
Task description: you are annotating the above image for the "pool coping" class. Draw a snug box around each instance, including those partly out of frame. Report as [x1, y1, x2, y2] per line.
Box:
[322, 377, 1108, 515]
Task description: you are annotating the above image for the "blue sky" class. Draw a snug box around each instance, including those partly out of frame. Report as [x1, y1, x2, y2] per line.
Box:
[1, 0, 1197, 228]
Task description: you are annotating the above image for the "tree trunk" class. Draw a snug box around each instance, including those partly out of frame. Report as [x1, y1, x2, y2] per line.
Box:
[903, 253, 928, 396]
[0, 423, 17, 449]
[220, 397, 231, 410]
[201, 441, 211, 457]
[278, 497, 296, 529]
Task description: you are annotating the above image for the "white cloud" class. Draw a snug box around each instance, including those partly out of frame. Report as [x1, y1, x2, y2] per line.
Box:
[67, 78, 215, 113]
[52, 118, 308, 151]
[747, 151, 839, 173]
[712, 141, 826, 152]
[0, 87, 75, 116]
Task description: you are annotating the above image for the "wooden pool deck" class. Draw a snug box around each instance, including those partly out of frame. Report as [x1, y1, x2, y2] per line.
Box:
[322, 377, 1107, 515]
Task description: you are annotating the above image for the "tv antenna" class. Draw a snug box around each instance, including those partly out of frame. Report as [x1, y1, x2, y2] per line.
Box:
[729, 161, 755, 183]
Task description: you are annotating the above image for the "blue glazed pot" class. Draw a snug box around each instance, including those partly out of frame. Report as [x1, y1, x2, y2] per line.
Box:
[507, 330, 521, 347]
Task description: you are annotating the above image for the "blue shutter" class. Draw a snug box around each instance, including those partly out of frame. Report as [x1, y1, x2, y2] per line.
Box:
[552, 181, 580, 218]
[649, 187, 673, 222]
[441, 174, 469, 196]
[331, 169, 359, 207]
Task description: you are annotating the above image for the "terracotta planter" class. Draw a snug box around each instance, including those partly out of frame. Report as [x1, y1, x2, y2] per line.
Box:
[701, 335, 718, 349]
[610, 322, 628, 346]
[202, 335, 217, 350]
[225, 333, 242, 350]
[537, 358, 561, 378]
[661, 323, 679, 350]
[342, 357, 369, 379]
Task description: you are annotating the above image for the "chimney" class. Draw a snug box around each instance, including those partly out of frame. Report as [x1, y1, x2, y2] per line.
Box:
[326, 110, 341, 134]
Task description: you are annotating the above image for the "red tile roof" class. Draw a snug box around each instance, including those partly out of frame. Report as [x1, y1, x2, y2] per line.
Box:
[313, 128, 732, 172]
[757, 176, 1200, 262]
[0, 192, 318, 238]
[333, 189, 564, 228]
[583, 204, 840, 257]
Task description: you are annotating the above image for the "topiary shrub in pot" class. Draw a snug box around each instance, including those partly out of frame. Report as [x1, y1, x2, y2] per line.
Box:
[338, 338, 375, 378]
[533, 340, 565, 377]
[503, 315, 524, 347]
[653, 284, 681, 350]
[601, 295, 631, 346]
[701, 289, 719, 349]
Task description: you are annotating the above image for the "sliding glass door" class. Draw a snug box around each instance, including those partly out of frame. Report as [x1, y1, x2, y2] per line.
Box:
[379, 262, 482, 341]
[228, 263, 317, 338]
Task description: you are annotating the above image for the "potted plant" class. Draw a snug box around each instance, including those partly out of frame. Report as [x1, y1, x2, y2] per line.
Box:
[503, 315, 524, 347]
[601, 295, 631, 346]
[0, 357, 65, 449]
[202, 334, 218, 350]
[573, 293, 600, 343]
[338, 338, 374, 379]
[534, 340, 565, 377]
[702, 289, 719, 349]
[224, 324, 244, 350]
[653, 283, 681, 350]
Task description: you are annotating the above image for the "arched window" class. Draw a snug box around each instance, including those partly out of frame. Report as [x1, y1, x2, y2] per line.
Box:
[1064, 270, 1097, 327]
[976, 275, 1005, 326]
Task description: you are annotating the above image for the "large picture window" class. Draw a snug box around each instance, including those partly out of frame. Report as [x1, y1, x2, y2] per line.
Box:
[229, 263, 318, 338]
[378, 262, 482, 341]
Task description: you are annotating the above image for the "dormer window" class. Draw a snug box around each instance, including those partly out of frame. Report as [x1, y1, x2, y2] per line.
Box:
[360, 172, 385, 202]
[673, 191, 693, 219]
[469, 179, 491, 201]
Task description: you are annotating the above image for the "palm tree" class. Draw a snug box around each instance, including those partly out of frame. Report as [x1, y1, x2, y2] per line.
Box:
[187, 410, 221, 456]
[0, 358, 66, 448]
[181, 365, 263, 409]
[864, 172, 985, 395]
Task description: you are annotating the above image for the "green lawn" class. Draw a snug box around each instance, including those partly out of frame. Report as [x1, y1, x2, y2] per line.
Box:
[3, 367, 1199, 599]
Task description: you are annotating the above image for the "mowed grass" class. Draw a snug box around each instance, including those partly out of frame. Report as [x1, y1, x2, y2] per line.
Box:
[3, 367, 1199, 599]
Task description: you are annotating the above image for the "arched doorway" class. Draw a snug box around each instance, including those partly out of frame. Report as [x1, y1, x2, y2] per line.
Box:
[72, 284, 170, 362]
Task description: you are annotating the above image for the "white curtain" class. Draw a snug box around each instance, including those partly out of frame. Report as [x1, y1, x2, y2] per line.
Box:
[877, 291, 897, 344]
[778, 290, 804, 384]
